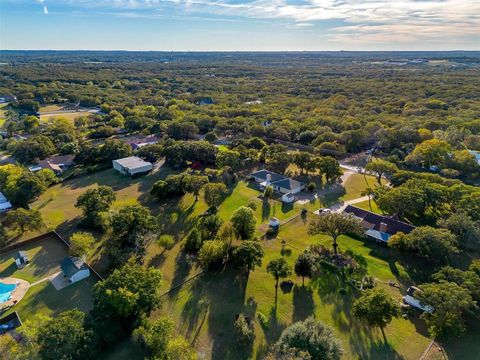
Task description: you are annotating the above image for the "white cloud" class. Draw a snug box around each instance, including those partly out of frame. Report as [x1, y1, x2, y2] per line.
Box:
[39, 0, 480, 45]
[43, 5, 49, 14]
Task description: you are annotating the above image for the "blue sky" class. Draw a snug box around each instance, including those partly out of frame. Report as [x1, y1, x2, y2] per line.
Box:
[1, 0, 479, 50]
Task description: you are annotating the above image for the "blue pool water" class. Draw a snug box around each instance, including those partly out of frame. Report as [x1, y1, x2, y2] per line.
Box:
[0, 282, 16, 303]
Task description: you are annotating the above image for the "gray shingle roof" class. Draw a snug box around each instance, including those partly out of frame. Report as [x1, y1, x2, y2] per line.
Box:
[250, 169, 286, 183]
[61, 257, 88, 277]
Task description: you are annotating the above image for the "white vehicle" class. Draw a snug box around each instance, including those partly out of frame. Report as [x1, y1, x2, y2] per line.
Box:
[403, 286, 434, 314]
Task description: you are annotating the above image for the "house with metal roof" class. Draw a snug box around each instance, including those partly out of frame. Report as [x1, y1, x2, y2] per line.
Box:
[113, 156, 153, 177]
[343, 205, 415, 243]
[60, 257, 90, 284]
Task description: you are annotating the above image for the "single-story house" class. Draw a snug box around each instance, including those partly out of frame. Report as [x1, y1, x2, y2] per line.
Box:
[0, 192, 12, 213]
[61, 257, 90, 284]
[29, 154, 75, 174]
[250, 169, 306, 203]
[113, 156, 153, 176]
[14, 251, 29, 268]
[250, 169, 285, 184]
[343, 205, 415, 244]
[124, 135, 161, 150]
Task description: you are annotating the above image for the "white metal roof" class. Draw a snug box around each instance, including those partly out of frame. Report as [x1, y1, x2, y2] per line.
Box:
[113, 156, 152, 170]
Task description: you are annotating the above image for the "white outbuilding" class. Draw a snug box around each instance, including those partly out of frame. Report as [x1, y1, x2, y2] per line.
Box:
[112, 156, 153, 177]
[61, 257, 90, 284]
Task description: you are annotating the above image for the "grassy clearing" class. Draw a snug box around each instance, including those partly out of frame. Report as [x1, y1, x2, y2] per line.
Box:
[340, 173, 378, 201]
[31, 166, 436, 359]
[40, 111, 93, 122]
[7, 277, 96, 320]
[154, 215, 431, 360]
[39, 104, 64, 113]
[353, 199, 383, 214]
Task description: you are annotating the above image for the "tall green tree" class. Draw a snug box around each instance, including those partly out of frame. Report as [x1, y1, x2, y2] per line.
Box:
[232, 241, 265, 274]
[37, 310, 94, 360]
[294, 252, 314, 286]
[365, 159, 398, 184]
[203, 182, 227, 209]
[69, 232, 95, 259]
[184, 175, 209, 201]
[275, 317, 342, 360]
[75, 186, 116, 229]
[417, 282, 477, 340]
[133, 317, 196, 360]
[389, 226, 459, 264]
[4, 208, 43, 234]
[110, 205, 156, 252]
[93, 262, 162, 322]
[266, 257, 292, 309]
[309, 213, 363, 255]
[230, 206, 257, 240]
[352, 288, 400, 342]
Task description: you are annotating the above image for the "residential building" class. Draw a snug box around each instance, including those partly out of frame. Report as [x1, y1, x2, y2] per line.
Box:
[29, 154, 75, 174]
[60, 257, 90, 284]
[342, 205, 415, 243]
[250, 169, 305, 203]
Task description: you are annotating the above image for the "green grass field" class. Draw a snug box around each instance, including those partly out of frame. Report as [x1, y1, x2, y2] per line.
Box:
[152, 216, 432, 360]
[29, 166, 445, 359]
[40, 111, 93, 122]
[0, 235, 97, 321]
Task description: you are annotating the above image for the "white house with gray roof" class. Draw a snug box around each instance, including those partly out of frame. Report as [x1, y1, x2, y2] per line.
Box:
[250, 169, 305, 203]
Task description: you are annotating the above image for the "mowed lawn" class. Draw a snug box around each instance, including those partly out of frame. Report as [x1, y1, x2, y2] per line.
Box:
[0, 236, 97, 321]
[31, 166, 171, 236]
[30, 165, 435, 359]
[40, 111, 93, 122]
[154, 215, 432, 360]
[0, 236, 69, 283]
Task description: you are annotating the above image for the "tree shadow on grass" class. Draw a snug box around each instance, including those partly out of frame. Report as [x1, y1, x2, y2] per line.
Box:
[292, 285, 315, 322]
[178, 265, 254, 360]
[312, 272, 406, 359]
[167, 250, 193, 300]
[361, 340, 406, 360]
[261, 200, 271, 221]
[264, 305, 288, 346]
[0, 262, 17, 278]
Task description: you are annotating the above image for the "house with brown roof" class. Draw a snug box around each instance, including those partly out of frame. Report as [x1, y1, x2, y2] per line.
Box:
[343, 205, 415, 243]
[29, 154, 75, 174]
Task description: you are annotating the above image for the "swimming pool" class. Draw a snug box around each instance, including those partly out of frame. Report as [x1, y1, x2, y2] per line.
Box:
[0, 282, 16, 303]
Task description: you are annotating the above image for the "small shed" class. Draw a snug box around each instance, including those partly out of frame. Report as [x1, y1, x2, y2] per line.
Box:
[14, 251, 29, 268]
[112, 156, 153, 177]
[269, 217, 280, 228]
[61, 257, 90, 284]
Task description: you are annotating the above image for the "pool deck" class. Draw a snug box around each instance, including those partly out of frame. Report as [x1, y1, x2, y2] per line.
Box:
[0, 278, 30, 310]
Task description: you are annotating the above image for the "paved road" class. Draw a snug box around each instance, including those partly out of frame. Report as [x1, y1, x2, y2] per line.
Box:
[313, 195, 370, 215]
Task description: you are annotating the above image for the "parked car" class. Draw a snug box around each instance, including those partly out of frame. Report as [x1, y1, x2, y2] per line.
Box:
[403, 286, 434, 313]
